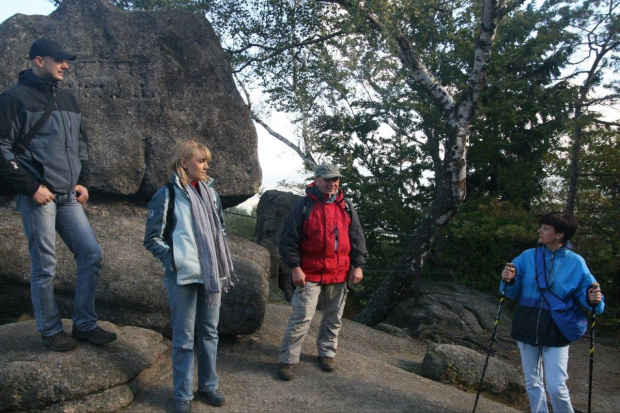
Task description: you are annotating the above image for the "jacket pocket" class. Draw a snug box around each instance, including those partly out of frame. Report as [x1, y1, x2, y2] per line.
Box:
[163, 249, 174, 271]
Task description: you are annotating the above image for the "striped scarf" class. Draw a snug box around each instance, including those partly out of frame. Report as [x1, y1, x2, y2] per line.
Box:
[186, 181, 236, 307]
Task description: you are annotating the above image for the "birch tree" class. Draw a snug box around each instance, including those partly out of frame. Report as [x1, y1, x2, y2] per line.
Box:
[311, 0, 528, 325]
[82, 0, 575, 324]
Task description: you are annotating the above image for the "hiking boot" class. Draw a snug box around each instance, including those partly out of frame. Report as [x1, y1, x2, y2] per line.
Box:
[198, 389, 226, 407]
[174, 400, 191, 413]
[318, 356, 335, 372]
[71, 326, 117, 345]
[278, 362, 297, 381]
[41, 330, 77, 352]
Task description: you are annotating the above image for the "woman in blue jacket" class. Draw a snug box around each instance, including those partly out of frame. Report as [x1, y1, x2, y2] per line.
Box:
[144, 141, 235, 413]
[501, 212, 604, 413]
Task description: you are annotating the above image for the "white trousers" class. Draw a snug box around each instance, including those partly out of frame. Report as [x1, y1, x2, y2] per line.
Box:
[279, 281, 348, 364]
[518, 341, 573, 413]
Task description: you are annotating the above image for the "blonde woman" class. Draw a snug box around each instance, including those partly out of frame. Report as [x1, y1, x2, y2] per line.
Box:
[144, 141, 235, 413]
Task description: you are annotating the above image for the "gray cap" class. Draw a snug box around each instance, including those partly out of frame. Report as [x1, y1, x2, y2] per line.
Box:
[314, 163, 342, 179]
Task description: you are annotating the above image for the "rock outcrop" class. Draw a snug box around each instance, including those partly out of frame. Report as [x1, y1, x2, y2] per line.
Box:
[0, 200, 270, 337]
[0, 0, 260, 205]
[0, 319, 168, 412]
[386, 280, 512, 342]
[252, 190, 301, 301]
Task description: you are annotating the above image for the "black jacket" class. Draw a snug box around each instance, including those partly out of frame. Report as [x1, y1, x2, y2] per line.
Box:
[0, 69, 90, 196]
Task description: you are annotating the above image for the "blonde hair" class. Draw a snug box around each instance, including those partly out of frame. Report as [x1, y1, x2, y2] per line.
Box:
[169, 141, 212, 187]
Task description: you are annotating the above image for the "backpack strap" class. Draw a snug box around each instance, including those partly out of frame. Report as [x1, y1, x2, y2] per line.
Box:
[13, 93, 56, 154]
[535, 246, 567, 308]
[301, 196, 353, 223]
[301, 196, 313, 222]
[163, 182, 176, 269]
[344, 199, 353, 220]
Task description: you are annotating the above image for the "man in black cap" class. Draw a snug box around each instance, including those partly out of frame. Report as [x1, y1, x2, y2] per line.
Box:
[0, 38, 116, 351]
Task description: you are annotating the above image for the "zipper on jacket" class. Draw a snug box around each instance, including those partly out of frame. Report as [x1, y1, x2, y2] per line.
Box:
[535, 299, 543, 345]
[55, 92, 74, 191]
[334, 226, 339, 251]
[535, 250, 556, 345]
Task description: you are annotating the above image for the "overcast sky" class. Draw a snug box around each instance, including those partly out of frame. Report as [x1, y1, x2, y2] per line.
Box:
[0, 0, 309, 210]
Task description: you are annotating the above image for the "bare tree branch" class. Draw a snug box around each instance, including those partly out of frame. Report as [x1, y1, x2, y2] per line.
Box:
[592, 118, 620, 127]
[317, 0, 457, 111]
[231, 30, 346, 73]
[251, 113, 317, 169]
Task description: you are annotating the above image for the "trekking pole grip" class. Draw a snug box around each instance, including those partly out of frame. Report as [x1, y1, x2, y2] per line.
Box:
[589, 282, 600, 306]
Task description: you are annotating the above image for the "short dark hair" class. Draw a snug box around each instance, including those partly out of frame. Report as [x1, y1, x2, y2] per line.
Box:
[540, 212, 578, 244]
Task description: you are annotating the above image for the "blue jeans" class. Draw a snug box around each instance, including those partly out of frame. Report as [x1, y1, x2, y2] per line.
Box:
[16, 193, 102, 336]
[164, 275, 220, 401]
[518, 341, 573, 413]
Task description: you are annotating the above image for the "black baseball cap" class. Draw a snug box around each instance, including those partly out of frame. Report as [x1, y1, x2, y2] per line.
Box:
[29, 38, 76, 61]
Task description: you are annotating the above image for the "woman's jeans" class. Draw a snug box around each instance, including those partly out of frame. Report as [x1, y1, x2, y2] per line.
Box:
[164, 275, 220, 401]
[518, 341, 573, 413]
[16, 193, 101, 336]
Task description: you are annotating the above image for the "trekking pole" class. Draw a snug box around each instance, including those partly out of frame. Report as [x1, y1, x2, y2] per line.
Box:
[588, 282, 600, 413]
[472, 263, 513, 413]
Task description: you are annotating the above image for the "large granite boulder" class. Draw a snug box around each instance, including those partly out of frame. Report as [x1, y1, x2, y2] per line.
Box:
[0, 319, 168, 412]
[252, 190, 301, 300]
[422, 343, 525, 403]
[0, 200, 270, 337]
[0, 0, 260, 205]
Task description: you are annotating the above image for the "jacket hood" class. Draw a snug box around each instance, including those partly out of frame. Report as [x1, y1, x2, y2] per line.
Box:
[306, 181, 344, 203]
[18, 69, 57, 93]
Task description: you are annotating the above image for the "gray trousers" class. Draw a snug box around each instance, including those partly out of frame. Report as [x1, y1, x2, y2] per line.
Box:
[279, 281, 348, 364]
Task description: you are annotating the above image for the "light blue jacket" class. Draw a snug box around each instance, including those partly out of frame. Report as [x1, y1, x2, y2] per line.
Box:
[144, 174, 226, 285]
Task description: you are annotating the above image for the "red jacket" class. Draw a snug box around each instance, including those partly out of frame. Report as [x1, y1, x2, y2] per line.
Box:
[279, 183, 367, 284]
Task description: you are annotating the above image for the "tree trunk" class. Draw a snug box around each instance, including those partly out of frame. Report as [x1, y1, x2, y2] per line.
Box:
[566, 105, 583, 214]
[354, 0, 508, 326]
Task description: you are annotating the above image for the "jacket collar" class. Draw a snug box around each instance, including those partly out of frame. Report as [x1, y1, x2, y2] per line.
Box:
[306, 182, 344, 203]
[170, 173, 215, 191]
[18, 69, 58, 94]
[539, 244, 570, 259]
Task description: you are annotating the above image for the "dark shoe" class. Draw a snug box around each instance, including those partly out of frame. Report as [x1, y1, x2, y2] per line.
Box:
[199, 389, 226, 407]
[71, 326, 117, 345]
[42, 330, 77, 352]
[278, 362, 297, 381]
[318, 356, 335, 372]
[175, 400, 191, 413]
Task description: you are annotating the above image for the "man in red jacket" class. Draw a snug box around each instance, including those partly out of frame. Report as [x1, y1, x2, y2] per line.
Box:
[278, 163, 367, 380]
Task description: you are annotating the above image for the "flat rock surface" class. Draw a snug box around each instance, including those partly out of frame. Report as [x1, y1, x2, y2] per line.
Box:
[0, 320, 168, 411]
[127, 303, 519, 412]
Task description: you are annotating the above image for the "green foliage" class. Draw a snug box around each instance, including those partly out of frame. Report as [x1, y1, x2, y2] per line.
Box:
[567, 128, 620, 326]
[426, 198, 537, 292]
[468, 3, 577, 206]
[64, 0, 619, 324]
[223, 206, 256, 240]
